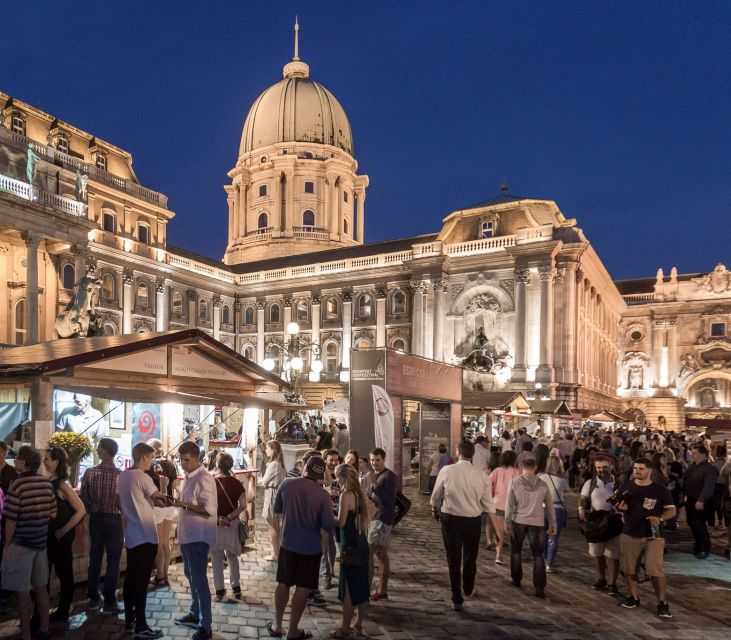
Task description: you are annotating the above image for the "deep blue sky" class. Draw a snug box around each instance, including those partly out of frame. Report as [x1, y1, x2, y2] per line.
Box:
[3, 1, 729, 280]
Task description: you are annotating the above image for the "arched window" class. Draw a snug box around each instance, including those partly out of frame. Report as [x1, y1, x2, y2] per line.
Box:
[172, 291, 183, 315]
[344, 219, 349, 235]
[103, 322, 117, 336]
[243, 345, 255, 361]
[326, 297, 338, 320]
[269, 303, 280, 324]
[355, 338, 372, 350]
[14, 299, 26, 345]
[198, 298, 209, 321]
[296, 299, 309, 322]
[62, 264, 75, 290]
[392, 338, 407, 353]
[266, 343, 281, 372]
[325, 342, 338, 373]
[101, 273, 115, 301]
[302, 210, 315, 228]
[222, 305, 231, 325]
[392, 291, 406, 314]
[136, 282, 148, 307]
[258, 212, 268, 229]
[358, 294, 372, 318]
[244, 306, 255, 325]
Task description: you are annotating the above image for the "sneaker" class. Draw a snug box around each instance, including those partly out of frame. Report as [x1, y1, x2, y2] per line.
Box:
[621, 596, 640, 609]
[451, 602, 464, 612]
[232, 585, 242, 600]
[174, 613, 199, 629]
[215, 589, 225, 601]
[657, 601, 672, 618]
[695, 551, 709, 560]
[464, 589, 478, 599]
[102, 602, 121, 615]
[306, 591, 327, 608]
[192, 629, 213, 640]
[134, 628, 163, 639]
[606, 585, 621, 597]
[592, 579, 608, 591]
[545, 565, 554, 574]
[535, 589, 545, 599]
[494, 555, 504, 565]
[88, 597, 103, 610]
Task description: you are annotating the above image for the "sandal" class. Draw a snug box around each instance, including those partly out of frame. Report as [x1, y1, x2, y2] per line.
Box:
[350, 625, 364, 636]
[267, 621, 284, 638]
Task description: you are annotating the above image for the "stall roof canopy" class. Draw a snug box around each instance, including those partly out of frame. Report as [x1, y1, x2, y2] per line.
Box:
[585, 411, 626, 423]
[529, 399, 573, 416]
[462, 391, 532, 412]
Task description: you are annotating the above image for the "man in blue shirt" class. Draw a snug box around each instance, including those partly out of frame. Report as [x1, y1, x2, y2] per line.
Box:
[268, 457, 335, 639]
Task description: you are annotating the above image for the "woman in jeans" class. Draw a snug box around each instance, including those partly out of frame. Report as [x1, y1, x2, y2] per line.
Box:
[212, 453, 247, 600]
[260, 440, 285, 561]
[537, 453, 568, 573]
[43, 446, 87, 622]
[490, 450, 520, 564]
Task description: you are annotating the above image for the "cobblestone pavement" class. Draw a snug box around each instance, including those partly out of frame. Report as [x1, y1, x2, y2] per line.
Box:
[0, 484, 729, 639]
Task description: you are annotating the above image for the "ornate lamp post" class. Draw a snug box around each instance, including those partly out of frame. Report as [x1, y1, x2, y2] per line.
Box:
[262, 322, 323, 386]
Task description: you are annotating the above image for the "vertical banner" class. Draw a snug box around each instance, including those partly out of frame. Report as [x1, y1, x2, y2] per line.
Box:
[372, 385, 395, 469]
[349, 350, 386, 463]
[419, 402, 452, 493]
[130, 403, 161, 445]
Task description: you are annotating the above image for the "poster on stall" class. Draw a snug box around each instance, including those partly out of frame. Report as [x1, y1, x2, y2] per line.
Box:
[130, 403, 161, 445]
[349, 350, 386, 460]
[419, 402, 451, 493]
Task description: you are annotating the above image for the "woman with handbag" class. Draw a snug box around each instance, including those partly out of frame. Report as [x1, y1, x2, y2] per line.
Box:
[260, 441, 285, 562]
[330, 463, 370, 639]
[538, 452, 569, 573]
[212, 453, 247, 600]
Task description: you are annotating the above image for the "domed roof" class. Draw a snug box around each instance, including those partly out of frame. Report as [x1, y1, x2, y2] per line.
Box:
[239, 55, 354, 158]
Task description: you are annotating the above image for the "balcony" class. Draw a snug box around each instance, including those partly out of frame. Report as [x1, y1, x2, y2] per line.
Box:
[0, 128, 168, 209]
[0, 173, 87, 218]
[293, 226, 329, 239]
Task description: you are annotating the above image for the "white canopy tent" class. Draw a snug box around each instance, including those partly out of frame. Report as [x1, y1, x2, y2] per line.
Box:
[322, 397, 349, 424]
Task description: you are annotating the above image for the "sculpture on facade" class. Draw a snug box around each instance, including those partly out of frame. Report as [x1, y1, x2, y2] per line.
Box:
[75, 170, 88, 202]
[462, 328, 511, 374]
[628, 365, 643, 389]
[694, 264, 731, 294]
[679, 353, 702, 377]
[26, 144, 39, 187]
[53, 272, 104, 338]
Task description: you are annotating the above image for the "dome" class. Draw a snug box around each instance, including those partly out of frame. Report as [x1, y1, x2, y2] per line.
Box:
[239, 58, 354, 157]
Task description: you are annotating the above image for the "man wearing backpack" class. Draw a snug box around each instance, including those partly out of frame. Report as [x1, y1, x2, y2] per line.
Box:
[578, 455, 622, 597]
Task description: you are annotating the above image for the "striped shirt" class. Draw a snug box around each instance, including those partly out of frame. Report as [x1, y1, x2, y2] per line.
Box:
[81, 462, 122, 515]
[3, 472, 57, 550]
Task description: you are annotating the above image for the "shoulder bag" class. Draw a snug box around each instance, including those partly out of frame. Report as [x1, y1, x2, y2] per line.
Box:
[579, 476, 623, 543]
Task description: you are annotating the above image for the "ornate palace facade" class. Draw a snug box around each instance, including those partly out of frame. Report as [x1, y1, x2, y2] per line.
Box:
[1, 42, 729, 427]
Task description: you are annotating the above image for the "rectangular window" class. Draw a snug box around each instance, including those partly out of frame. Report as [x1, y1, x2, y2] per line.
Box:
[11, 116, 25, 136]
[481, 221, 494, 238]
[137, 224, 150, 244]
[56, 137, 69, 155]
[102, 212, 116, 233]
[344, 191, 349, 203]
[304, 181, 314, 194]
[710, 322, 726, 338]
[259, 184, 267, 197]
[96, 154, 107, 171]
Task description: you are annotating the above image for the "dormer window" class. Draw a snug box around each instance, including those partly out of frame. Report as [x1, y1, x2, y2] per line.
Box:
[56, 136, 69, 155]
[95, 154, 107, 171]
[304, 181, 314, 194]
[259, 184, 267, 197]
[480, 220, 494, 239]
[11, 115, 26, 136]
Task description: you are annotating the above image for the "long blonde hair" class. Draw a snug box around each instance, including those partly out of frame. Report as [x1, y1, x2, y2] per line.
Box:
[266, 440, 284, 467]
[335, 463, 369, 533]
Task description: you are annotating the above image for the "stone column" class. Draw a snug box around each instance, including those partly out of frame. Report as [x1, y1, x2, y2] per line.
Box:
[311, 294, 321, 351]
[445, 315, 458, 362]
[563, 266, 579, 384]
[283, 298, 293, 336]
[272, 174, 282, 233]
[123, 204, 132, 236]
[375, 289, 386, 347]
[256, 300, 265, 364]
[122, 271, 134, 334]
[537, 266, 555, 383]
[341, 293, 353, 374]
[432, 278, 447, 362]
[187, 289, 197, 329]
[285, 171, 295, 235]
[213, 296, 221, 340]
[240, 183, 249, 238]
[233, 295, 241, 346]
[667, 320, 678, 387]
[512, 269, 530, 382]
[72, 242, 88, 280]
[410, 280, 425, 357]
[155, 278, 166, 331]
[356, 189, 366, 243]
[225, 186, 235, 244]
[21, 231, 41, 344]
[651, 320, 663, 388]
[328, 175, 339, 238]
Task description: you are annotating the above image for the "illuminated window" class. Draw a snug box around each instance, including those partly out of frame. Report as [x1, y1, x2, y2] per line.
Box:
[392, 291, 406, 314]
[11, 115, 25, 136]
[392, 338, 406, 352]
[326, 297, 338, 320]
[172, 291, 183, 315]
[101, 273, 115, 300]
[243, 345, 255, 361]
[62, 264, 75, 290]
[137, 282, 149, 307]
[326, 342, 338, 373]
[296, 300, 309, 322]
[302, 210, 315, 228]
[259, 184, 267, 197]
[711, 322, 727, 338]
[222, 305, 231, 325]
[257, 212, 268, 229]
[95, 154, 107, 171]
[198, 298, 208, 321]
[102, 211, 116, 233]
[304, 181, 314, 194]
[137, 223, 150, 245]
[269, 303, 280, 324]
[14, 299, 26, 345]
[244, 306, 255, 325]
[358, 294, 372, 318]
[56, 136, 69, 155]
[480, 221, 494, 239]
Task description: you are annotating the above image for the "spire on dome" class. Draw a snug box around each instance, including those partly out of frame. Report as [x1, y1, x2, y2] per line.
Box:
[283, 17, 310, 78]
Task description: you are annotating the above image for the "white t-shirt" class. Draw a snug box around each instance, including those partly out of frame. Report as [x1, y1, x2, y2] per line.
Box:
[472, 444, 490, 472]
[580, 476, 615, 512]
[538, 473, 568, 506]
[500, 437, 513, 453]
[116, 468, 159, 549]
[429, 452, 441, 477]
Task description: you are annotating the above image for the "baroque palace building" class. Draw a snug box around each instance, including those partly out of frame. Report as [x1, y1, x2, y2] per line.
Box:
[1, 37, 729, 429]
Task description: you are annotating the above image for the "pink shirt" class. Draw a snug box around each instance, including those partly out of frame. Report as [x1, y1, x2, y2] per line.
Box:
[491, 466, 520, 511]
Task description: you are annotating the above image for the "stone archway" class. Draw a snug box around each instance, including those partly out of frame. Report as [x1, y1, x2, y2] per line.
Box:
[681, 370, 731, 410]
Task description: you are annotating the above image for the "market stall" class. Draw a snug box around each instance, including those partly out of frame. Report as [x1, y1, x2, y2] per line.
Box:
[461, 390, 534, 438]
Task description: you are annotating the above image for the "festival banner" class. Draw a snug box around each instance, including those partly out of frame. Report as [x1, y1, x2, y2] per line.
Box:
[419, 402, 452, 493]
[372, 385, 395, 468]
[349, 350, 386, 461]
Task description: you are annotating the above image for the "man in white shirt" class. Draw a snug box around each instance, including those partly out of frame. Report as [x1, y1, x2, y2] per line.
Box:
[172, 441, 217, 640]
[472, 436, 491, 472]
[430, 441, 494, 611]
[116, 442, 168, 639]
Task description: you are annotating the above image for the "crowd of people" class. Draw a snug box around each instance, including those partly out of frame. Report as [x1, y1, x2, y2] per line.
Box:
[427, 424, 731, 619]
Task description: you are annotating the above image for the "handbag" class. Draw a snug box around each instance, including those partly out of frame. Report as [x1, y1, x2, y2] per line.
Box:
[393, 490, 411, 526]
[216, 476, 249, 548]
[580, 509, 623, 543]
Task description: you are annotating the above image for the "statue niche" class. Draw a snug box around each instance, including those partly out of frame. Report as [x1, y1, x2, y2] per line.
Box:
[53, 271, 105, 339]
[628, 365, 643, 389]
[456, 294, 511, 374]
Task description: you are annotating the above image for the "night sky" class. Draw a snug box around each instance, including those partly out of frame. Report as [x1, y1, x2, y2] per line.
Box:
[3, 2, 729, 280]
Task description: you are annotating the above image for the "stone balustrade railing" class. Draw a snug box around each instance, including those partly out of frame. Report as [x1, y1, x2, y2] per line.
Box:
[623, 292, 656, 304]
[0, 172, 87, 218]
[445, 235, 516, 256]
[167, 253, 234, 283]
[0, 128, 168, 208]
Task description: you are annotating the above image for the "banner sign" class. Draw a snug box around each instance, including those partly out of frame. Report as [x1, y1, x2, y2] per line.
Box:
[349, 350, 386, 463]
[130, 403, 161, 445]
[386, 350, 462, 402]
[372, 385, 395, 470]
[419, 402, 452, 493]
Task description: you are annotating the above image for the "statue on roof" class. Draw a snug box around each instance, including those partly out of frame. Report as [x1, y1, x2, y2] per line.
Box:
[53, 271, 104, 339]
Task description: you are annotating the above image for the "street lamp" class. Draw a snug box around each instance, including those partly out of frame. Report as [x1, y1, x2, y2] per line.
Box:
[262, 322, 323, 385]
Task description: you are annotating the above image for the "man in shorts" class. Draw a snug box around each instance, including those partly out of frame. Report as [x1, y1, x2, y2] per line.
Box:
[1, 446, 56, 640]
[367, 447, 398, 600]
[579, 455, 622, 596]
[269, 456, 335, 639]
[617, 458, 676, 618]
